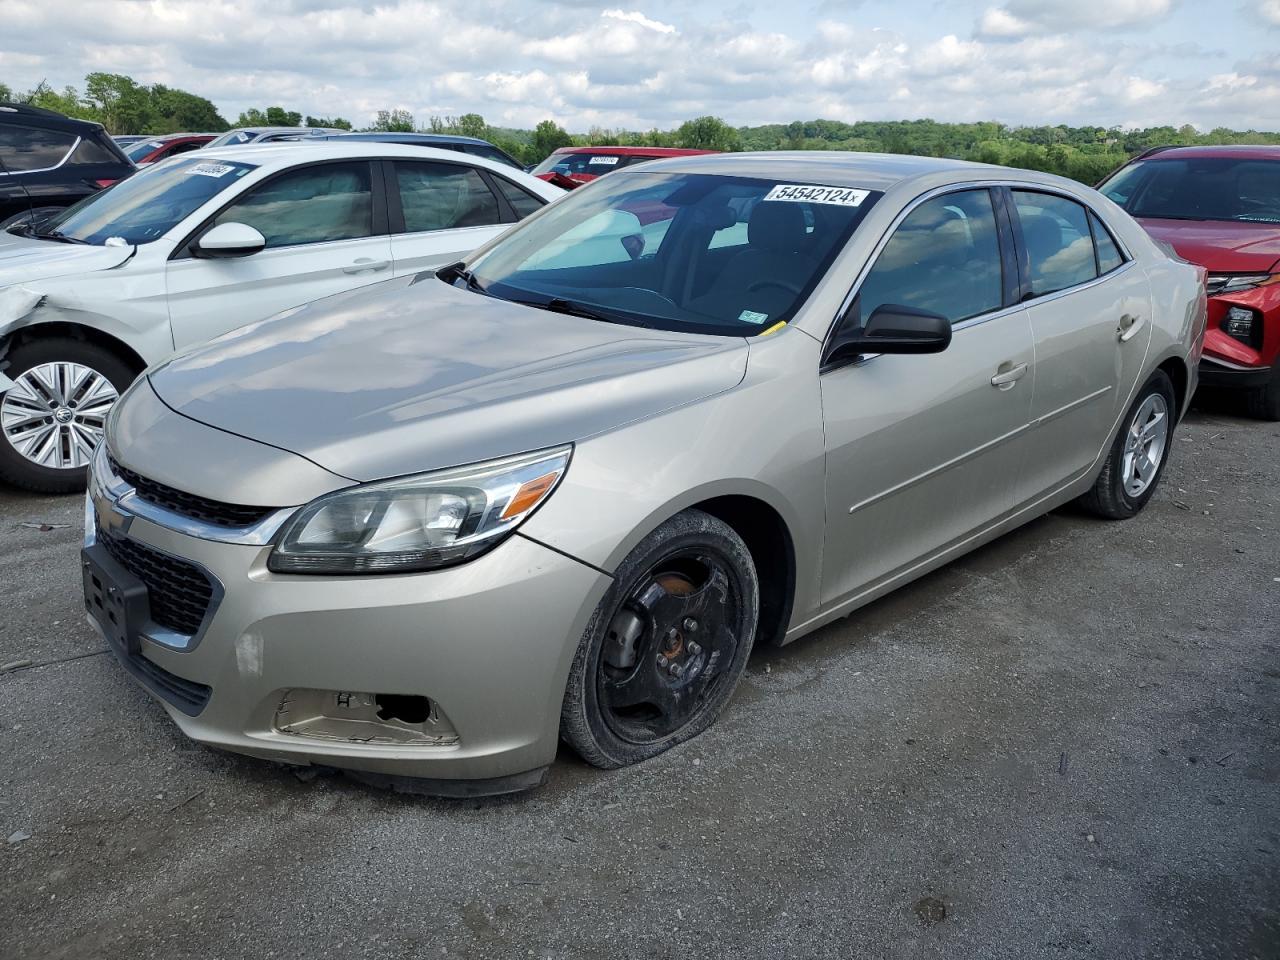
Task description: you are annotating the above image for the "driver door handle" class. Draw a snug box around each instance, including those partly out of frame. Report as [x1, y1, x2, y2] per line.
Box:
[990, 362, 1028, 389]
[343, 258, 390, 274]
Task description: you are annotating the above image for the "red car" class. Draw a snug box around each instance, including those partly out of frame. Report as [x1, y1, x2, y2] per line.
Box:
[120, 133, 215, 166]
[1099, 145, 1280, 419]
[531, 146, 717, 189]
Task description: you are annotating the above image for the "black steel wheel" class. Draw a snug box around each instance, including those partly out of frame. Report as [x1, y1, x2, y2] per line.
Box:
[560, 509, 759, 769]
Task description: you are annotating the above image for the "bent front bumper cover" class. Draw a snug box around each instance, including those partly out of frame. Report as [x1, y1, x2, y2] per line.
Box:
[84, 492, 610, 788]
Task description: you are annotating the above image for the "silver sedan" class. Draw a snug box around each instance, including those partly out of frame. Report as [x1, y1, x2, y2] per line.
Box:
[84, 153, 1205, 794]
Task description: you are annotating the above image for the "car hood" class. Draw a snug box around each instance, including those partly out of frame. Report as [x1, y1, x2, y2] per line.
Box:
[1136, 218, 1280, 274]
[0, 231, 134, 288]
[148, 277, 749, 483]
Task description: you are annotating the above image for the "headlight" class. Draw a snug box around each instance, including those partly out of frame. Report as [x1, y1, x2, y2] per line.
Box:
[1208, 273, 1280, 295]
[268, 446, 571, 575]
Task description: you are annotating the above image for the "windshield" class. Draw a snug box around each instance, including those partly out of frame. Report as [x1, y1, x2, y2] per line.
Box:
[205, 129, 260, 148]
[1101, 157, 1280, 224]
[123, 139, 166, 161]
[532, 152, 631, 177]
[466, 171, 879, 336]
[41, 157, 257, 245]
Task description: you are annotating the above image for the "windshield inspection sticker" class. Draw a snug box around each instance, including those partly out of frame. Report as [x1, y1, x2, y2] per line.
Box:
[589, 156, 621, 165]
[739, 309, 770, 325]
[186, 162, 236, 178]
[764, 184, 869, 206]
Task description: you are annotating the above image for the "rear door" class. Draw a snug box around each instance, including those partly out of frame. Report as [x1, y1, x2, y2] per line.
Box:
[1008, 189, 1152, 501]
[820, 187, 1036, 605]
[165, 159, 393, 349]
[384, 159, 529, 276]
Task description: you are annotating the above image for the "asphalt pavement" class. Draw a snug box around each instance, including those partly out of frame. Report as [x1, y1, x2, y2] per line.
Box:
[1, 396, 1277, 959]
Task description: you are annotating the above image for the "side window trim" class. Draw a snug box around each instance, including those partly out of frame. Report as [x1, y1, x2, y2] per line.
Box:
[386, 157, 508, 235]
[483, 170, 548, 223]
[826, 185, 1010, 362]
[0, 129, 81, 176]
[170, 158, 384, 260]
[1007, 186, 1134, 299]
[990, 186, 1022, 309]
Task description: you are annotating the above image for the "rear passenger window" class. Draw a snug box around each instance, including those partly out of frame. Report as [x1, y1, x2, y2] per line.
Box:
[0, 124, 76, 172]
[214, 162, 373, 248]
[1089, 211, 1124, 274]
[1013, 191, 1098, 295]
[67, 137, 120, 166]
[857, 189, 1004, 325]
[394, 161, 501, 232]
[492, 176, 545, 219]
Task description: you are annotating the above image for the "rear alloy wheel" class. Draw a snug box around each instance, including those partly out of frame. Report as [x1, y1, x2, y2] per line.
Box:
[0, 338, 135, 493]
[560, 509, 759, 768]
[1078, 369, 1176, 519]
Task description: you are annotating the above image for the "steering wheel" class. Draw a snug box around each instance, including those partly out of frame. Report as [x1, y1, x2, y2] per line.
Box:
[618, 286, 680, 310]
[747, 278, 803, 296]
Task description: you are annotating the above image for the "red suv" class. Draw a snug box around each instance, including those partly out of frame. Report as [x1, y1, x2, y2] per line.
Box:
[1098, 145, 1280, 419]
[531, 146, 717, 189]
[121, 133, 215, 166]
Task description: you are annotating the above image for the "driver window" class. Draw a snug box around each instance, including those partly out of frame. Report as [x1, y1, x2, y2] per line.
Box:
[212, 162, 373, 248]
[856, 189, 1004, 325]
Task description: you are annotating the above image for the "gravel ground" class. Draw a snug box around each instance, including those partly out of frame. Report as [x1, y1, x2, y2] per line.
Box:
[1, 397, 1277, 960]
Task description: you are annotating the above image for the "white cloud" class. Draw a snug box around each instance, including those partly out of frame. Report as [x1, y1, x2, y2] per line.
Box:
[0, 0, 1275, 135]
[1258, 0, 1280, 25]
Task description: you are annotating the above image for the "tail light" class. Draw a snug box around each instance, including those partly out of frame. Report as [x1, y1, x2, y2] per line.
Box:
[92, 179, 119, 189]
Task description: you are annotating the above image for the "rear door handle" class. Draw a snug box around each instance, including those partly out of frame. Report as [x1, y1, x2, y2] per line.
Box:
[343, 258, 390, 274]
[1118, 313, 1145, 342]
[990, 362, 1028, 389]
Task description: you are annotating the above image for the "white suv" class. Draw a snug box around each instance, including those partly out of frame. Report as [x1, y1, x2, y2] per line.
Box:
[0, 142, 562, 492]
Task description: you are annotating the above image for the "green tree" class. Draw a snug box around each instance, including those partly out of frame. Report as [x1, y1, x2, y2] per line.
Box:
[0, 82, 11, 103]
[455, 113, 487, 139]
[371, 108, 414, 132]
[305, 115, 352, 130]
[151, 84, 228, 132]
[84, 72, 154, 133]
[530, 119, 573, 161]
[24, 80, 92, 121]
[675, 116, 741, 152]
[235, 106, 301, 128]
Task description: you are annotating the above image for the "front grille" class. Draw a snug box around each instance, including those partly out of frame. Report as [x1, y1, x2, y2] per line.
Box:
[100, 531, 214, 636]
[109, 454, 274, 528]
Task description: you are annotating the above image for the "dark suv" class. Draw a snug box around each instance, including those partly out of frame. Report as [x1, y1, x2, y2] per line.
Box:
[0, 103, 136, 230]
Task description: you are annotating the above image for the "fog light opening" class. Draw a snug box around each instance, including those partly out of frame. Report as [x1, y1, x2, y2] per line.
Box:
[375, 694, 431, 725]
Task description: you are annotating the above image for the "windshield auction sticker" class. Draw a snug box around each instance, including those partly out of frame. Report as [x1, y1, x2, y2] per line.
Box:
[186, 162, 236, 178]
[764, 184, 869, 206]
[589, 156, 621, 165]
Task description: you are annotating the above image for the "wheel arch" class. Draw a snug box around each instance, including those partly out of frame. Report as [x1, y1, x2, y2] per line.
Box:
[1, 320, 148, 382]
[1155, 353, 1190, 421]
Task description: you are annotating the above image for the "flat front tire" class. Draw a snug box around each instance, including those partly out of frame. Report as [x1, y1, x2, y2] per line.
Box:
[560, 509, 759, 769]
[1077, 369, 1177, 520]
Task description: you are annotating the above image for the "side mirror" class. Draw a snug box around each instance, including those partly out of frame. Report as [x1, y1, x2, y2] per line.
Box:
[193, 221, 266, 259]
[827, 303, 951, 366]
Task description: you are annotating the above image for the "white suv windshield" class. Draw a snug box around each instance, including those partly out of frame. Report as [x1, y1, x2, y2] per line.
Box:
[39, 157, 257, 245]
[466, 172, 880, 336]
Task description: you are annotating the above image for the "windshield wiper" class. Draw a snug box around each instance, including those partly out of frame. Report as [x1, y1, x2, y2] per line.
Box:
[535, 297, 653, 328]
[437, 260, 486, 293]
[32, 228, 89, 244]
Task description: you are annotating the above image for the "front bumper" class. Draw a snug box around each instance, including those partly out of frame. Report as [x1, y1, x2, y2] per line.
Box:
[83, 486, 610, 791]
[1197, 354, 1275, 390]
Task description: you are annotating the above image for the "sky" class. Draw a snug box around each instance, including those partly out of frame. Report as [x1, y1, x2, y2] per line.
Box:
[2, 0, 1279, 132]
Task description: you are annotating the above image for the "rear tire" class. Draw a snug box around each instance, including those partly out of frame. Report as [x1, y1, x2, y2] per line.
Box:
[1243, 374, 1280, 421]
[1077, 369, 1176, 520]
[560, 509, 759, 769]
[0, 338, 137, 494]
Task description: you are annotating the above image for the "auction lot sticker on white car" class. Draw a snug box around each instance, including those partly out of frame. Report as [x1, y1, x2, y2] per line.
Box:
[764, 184, 869, 206]
[187, 162, 237, 178]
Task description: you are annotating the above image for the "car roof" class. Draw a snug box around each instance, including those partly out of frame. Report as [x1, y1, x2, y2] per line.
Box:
[193, 140, 533, 174]
[622, 150, 1000, 191]
[1135, 144, 1280, 162]
[553, 146, 717, 157]
[0, 103, 111, 137]
[323, 132, 497, 147]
